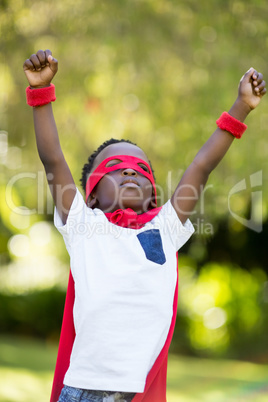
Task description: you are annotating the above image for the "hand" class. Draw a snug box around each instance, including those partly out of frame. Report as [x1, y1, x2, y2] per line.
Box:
[238, 67, 266, 110]
[23, 49, 58, 88]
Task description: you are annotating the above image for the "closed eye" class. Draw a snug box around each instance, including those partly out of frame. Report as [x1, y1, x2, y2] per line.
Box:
[105, 159, 123, 167]
[138, 163, 150, 172]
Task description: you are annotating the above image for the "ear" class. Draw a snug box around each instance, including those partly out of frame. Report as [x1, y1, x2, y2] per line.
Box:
[87, 193, 98, 209]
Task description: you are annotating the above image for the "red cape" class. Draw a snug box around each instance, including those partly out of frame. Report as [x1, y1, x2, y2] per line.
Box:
[50, 207, 178, 402]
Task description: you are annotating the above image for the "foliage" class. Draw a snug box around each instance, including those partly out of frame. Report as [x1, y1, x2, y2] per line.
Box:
[0, 288, 65, 340]
[173, 259, 268, 361]
[1, 261, 268, 362]
[1, 0, 268, 243]
[1, 0, 268, 360]
[1, 0, 268, 205]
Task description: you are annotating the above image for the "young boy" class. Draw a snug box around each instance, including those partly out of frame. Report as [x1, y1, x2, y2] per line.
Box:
[23, 50, 266, 402]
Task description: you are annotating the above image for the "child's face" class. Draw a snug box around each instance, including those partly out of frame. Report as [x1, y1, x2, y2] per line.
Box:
[87, 142, 155, 213]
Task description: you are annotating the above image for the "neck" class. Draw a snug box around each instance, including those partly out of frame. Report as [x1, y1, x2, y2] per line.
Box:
[95, 203, 153, 215]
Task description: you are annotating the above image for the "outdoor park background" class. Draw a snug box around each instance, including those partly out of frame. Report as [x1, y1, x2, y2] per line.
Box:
[1, 0, 268, 400]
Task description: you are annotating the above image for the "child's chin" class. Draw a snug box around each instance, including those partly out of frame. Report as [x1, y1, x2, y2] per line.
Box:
[122, 203, 146, 213]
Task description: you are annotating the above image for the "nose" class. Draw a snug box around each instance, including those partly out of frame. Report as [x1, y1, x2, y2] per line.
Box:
[122, 168, 137, 176]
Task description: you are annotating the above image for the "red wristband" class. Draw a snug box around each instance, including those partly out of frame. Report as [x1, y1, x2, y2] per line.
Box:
[26, 84, 56, 107]
[216, 111, 247, 139]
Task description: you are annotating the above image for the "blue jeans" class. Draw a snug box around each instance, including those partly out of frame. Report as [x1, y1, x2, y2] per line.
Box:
[58, 385, 136, 402]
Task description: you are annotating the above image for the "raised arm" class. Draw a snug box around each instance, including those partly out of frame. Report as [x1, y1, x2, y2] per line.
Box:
[23, 50, 76, 224]
[171, 68, 266, 224]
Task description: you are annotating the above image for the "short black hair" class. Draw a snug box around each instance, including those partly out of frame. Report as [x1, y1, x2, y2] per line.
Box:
[80, 138, 137, 192]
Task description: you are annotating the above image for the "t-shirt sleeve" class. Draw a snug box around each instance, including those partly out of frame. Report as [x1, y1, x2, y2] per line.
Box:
[54, 187, 103, 254]
[157, 199, 195, 251]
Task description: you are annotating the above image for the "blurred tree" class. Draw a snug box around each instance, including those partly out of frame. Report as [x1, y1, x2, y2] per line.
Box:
[1, 0, 268, 358]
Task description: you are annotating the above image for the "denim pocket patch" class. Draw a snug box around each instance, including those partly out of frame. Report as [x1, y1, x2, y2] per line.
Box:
[137, 229, 166, 265]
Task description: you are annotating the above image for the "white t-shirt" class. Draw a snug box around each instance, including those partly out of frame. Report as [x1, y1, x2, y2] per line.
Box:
[54, 188, 194, 392]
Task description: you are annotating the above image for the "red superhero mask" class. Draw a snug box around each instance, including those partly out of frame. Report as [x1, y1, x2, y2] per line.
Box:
[85, 155, 157, 206]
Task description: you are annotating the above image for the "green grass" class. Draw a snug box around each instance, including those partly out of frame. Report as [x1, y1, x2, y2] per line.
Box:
[0, 335, 267, 401]
[167, 355, 268, 401]
[0, 335, 57, 402]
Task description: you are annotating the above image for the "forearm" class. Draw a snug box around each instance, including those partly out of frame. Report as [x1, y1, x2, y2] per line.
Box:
[33, 103, 65, 168]
[32, 102, 76, 223]
[193, 98, 251, 174]
[172, 67, 266, 223]
[24, 50, 77, 223]
[172, 99, 251, 222]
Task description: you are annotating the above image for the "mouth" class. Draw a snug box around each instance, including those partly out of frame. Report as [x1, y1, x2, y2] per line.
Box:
[120, 178, 140, 187]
